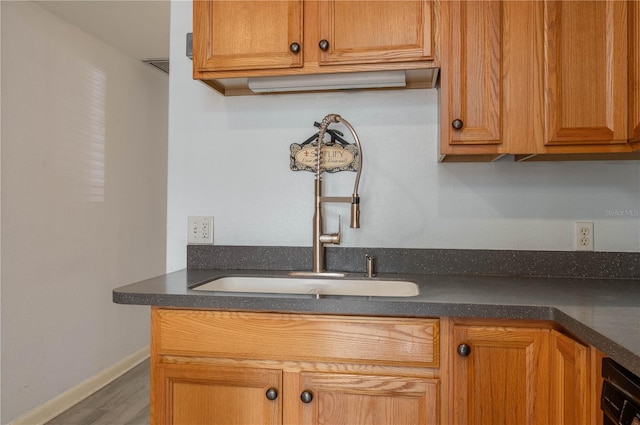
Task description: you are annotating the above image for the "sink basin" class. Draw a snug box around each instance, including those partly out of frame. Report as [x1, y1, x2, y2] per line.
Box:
[192, 276, 419, 297]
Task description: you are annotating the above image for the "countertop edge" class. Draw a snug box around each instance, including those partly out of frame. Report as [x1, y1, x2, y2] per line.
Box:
[113, 269, 640, 376]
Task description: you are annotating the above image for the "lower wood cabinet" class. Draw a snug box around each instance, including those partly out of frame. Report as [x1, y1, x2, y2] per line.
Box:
[150, 309, 602, 425]
[296, 372, 439, 425]
[449, 323, 550, 425]
[155, 363, 282, 425]
[445, 318, 601, 425]
[550, 330, 592, 425]
[150, 308, 440, 425]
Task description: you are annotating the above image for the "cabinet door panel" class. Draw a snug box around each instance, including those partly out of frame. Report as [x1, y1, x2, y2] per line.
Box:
[297, 372, 439, 425]
[451, 325, 549, 425]
[550, 331, 590, 425]
[630, 0, 640, 147]
[153, 363, 282, 425]
[446, 1, 502, 145]
[317, 1, 433, 65]
[193, 0, 303, 72]
[544, 0, 627, 145]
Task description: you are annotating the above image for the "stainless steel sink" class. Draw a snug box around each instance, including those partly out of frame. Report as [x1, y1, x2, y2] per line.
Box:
[191, 276, 419, 297]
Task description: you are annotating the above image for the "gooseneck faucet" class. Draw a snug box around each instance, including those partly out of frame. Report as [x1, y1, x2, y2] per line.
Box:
[292, 114, 363, 277]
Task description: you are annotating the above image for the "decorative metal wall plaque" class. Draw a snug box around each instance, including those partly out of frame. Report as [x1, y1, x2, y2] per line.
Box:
[290, 122, 360, 173]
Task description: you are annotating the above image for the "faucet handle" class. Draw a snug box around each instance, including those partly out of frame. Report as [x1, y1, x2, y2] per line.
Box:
[319, 215, 341, 245]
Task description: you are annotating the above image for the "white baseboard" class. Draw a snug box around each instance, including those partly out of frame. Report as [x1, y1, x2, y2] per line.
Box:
[10, 346, 150, 425]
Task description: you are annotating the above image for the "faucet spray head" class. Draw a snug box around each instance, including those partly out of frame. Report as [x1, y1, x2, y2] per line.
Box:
[350, 196, 360, 228]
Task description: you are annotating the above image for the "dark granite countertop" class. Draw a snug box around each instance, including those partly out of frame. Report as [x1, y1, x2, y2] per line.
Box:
[113, 267, 640, 376]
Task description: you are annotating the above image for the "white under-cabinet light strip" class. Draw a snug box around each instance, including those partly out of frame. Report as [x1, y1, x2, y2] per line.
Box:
[247, 71, 407, 93]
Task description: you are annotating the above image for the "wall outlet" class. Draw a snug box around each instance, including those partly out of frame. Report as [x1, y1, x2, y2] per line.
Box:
[574, 222, 593, 251]
[188, 216, 214, 244]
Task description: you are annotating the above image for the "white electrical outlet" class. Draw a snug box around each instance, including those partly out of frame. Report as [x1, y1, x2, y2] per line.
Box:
[188, 216, 214, 244]
[574, 222, 594, 251]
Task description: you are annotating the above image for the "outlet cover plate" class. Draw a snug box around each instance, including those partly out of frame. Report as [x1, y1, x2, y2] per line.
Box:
[574, 221, 593, 251]
[188, 216, 214, 244]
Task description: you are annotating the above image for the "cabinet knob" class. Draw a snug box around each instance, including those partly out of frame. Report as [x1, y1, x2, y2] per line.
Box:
[452, 119, 464, 130]
[300, 390, 314, 403]
[457, 343, 471, 357]
[265, 388, 278, 400]
[318, 39, 330, 51]
[289, 42, 301, 54]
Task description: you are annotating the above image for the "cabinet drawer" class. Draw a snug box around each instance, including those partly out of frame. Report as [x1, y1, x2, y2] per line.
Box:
[153, 309, 439, 368]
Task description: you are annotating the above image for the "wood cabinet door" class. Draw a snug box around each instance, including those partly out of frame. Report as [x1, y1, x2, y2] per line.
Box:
[293, 372, 439, 425]
[550, 330, 590, 425]
[152, 362, 282, 425]
[439, 1, 545, 160]
[193, 0, 303, 73]
[543, 0, 628, 146]
[441, 0, 502, 147]
[451, 325, 550, 425]
[315, 1, 433, 66]
[630, 0, 640, 148]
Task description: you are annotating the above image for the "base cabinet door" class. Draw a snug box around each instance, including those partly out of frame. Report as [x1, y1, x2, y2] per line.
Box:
[294, 372, 439, 425]
[451, 324, 550, 425]
[152, 362, 282, 425]
[550, 330, 590, 425]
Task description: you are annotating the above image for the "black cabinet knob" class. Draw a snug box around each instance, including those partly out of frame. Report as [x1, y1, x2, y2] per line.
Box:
[290, 42, 301, 54]
[457, 343, 471, 357]
[318, 39, 330, 51]
[452, 119, 464, 130]
[300, 390, 314, 403]
[266, 388, 278, 400]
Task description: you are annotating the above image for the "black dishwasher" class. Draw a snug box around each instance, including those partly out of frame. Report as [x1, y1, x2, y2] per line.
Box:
[602, 358, 640, 425]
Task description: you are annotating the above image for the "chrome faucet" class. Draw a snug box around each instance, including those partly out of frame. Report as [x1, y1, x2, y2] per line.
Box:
[291, 114, 363, 277]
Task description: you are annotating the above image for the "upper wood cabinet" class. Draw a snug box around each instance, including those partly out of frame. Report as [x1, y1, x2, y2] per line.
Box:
[193, 1, 303, 73]
[441, 0, 640, 161]
[439, 1, 544, 161]
[192, 0, 437, 95]
[442, 1, 502, 147]
[315, 1, 433, 66]
[543, 0, 628, 147]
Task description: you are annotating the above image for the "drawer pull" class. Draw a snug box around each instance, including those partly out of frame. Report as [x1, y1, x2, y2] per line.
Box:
[319, 39, 330, 51]
[289, 42, 301, 54]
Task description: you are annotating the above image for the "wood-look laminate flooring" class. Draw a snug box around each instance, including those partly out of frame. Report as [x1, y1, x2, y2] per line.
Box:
[45, 359, 150, 425]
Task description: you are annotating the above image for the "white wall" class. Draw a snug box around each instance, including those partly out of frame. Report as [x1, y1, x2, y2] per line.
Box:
[167, 0, 640, 273]
[1, 2, 168, 422]
[0, 2, 3, 418]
